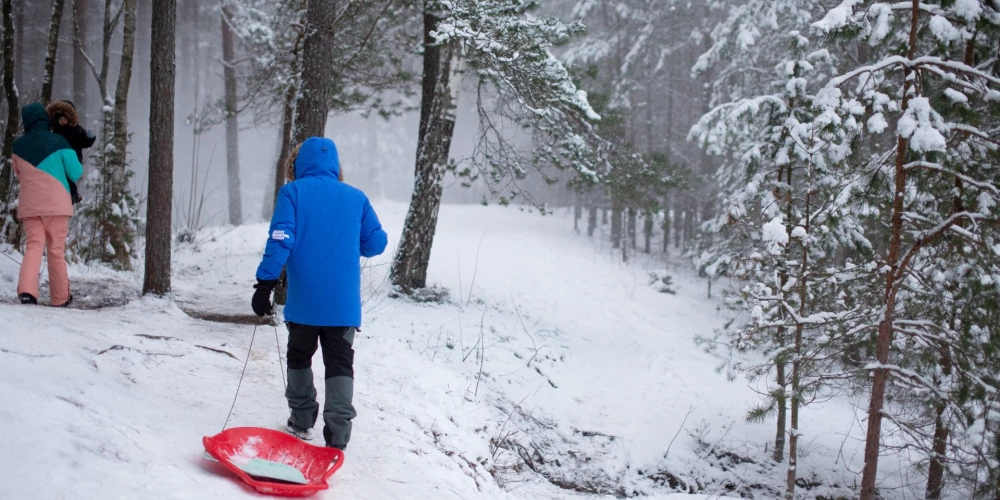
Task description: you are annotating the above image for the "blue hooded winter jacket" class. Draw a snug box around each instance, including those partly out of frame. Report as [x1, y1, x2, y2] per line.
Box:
[256, 137, 388, 327]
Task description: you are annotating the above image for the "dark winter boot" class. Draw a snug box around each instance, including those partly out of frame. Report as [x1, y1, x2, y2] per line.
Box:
[60, 295, 73, 308]
[19, 293, 37, 305]
[286, 418, 313, 441]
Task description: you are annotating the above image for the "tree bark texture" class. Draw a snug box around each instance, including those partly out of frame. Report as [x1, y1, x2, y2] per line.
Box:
[97, 0, 112, 103]
[143, 0, 175, 296]
[291, 0, 336, 145]
[859, 2, 920, 498]
[925, 401, 949, 499]
[0, 0, 20, 245]
[774, 360, 787, 462]
[106, 0, 137, 270]
[221, 3, 242, 225]
[587, 206, 597, 237]
[73, 0, 89, 114]
[12, 0, 22, 91]
[275, 0, 335, 305]
[42, 0, 66, 104]
[785, 193, 810, 499]
[389, 6, 462, 291]
[643, 214, 652, 254]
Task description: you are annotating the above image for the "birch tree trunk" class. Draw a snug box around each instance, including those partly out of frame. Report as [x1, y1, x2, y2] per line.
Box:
[105, 0, 137, 270]
[0, 0, 20, 246]
[221, 2, 242, 226]
[42, 0, 66, 104]
[389, 4, 463, 292]
[859, 2, 920, 498]
[142, 0, 175, 295]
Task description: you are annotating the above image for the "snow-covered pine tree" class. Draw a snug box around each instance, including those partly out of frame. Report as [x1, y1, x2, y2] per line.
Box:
[808, 1, 1000, 497]
[691, 0, 845, 466]
[692, 29, 873, 497]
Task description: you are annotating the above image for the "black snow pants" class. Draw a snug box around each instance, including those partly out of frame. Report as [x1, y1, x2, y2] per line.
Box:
[285, 323, 356, 449]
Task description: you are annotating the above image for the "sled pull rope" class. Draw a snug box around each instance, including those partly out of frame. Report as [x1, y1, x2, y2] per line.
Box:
[273, 324, 286, 390]
[222, 324, 258, 432]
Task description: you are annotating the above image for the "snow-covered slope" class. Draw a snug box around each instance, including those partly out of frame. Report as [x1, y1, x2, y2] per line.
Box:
[0, 203, 882, 499]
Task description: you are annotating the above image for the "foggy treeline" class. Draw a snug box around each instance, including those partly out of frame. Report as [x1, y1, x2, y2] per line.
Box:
[1, 1, 1000, 498]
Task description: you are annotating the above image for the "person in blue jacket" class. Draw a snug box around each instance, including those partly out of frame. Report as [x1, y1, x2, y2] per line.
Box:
[252, 136, 388, 450]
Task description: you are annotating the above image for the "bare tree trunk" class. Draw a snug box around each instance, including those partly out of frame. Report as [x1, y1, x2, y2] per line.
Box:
[774, 360, 787, 462]
[73, 0, 88, 113]
[0, 0, 20, 246]
[41, 0, 66, 104]
[860, 3, 919, 498]
[106, 0, 137, 270]
[611, 203, 622, 249]
[926, 323, 954, 498]
[785, 328, 802, 498]
[290, 0, 336, 145]
[685, 204, 695, 245]
[587, 205, 597, 237]
[389, 5, 463, 292]
[673, 196, 682, 248]
[627, 208, 637, 250]
[275, 0, 336, 304]
[925, 401, 949, 498]
[662, 196, 670, 253]
[12, 0, 22, 91]
[143, 0, 175, 296]
[221, 3, 242, 225]
[785, 191, 811, 499]
[97, 0, 111, 102]
[643, 213, 652, 254]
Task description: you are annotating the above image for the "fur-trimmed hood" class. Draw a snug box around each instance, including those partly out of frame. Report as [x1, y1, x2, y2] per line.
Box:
[46, 101, 79, 128]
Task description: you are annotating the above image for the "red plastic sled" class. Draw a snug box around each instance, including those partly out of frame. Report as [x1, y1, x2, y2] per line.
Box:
[203, 427, 344, 497]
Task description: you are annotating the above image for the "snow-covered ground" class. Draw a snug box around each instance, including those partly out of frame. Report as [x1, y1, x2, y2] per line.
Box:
[1, 203, 899, 499]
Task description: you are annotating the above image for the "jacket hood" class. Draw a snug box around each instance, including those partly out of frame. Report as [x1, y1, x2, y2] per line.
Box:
[46, 101, 79, 127]
[22, 103, 51, 133]
[294, 137, 341, 180]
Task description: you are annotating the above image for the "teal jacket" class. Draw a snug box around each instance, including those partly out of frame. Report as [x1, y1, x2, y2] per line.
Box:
[12, 103, 82, 218]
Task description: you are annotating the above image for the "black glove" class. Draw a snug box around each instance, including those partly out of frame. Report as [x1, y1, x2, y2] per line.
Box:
[252, 280, 278, 317]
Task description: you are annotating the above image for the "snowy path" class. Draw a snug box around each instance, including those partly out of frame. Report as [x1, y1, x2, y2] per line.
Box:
[0, 203, 871, 499]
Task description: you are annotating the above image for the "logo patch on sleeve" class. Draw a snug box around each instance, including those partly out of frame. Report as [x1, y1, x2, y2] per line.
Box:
[271, 230, 288, 241]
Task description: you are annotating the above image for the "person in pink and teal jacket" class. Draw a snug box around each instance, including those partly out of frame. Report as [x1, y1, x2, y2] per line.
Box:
[13, 102, 83, 307]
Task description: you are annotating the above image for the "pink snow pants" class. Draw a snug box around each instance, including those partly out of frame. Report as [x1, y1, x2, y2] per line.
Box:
[17, 216, 71, 306]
